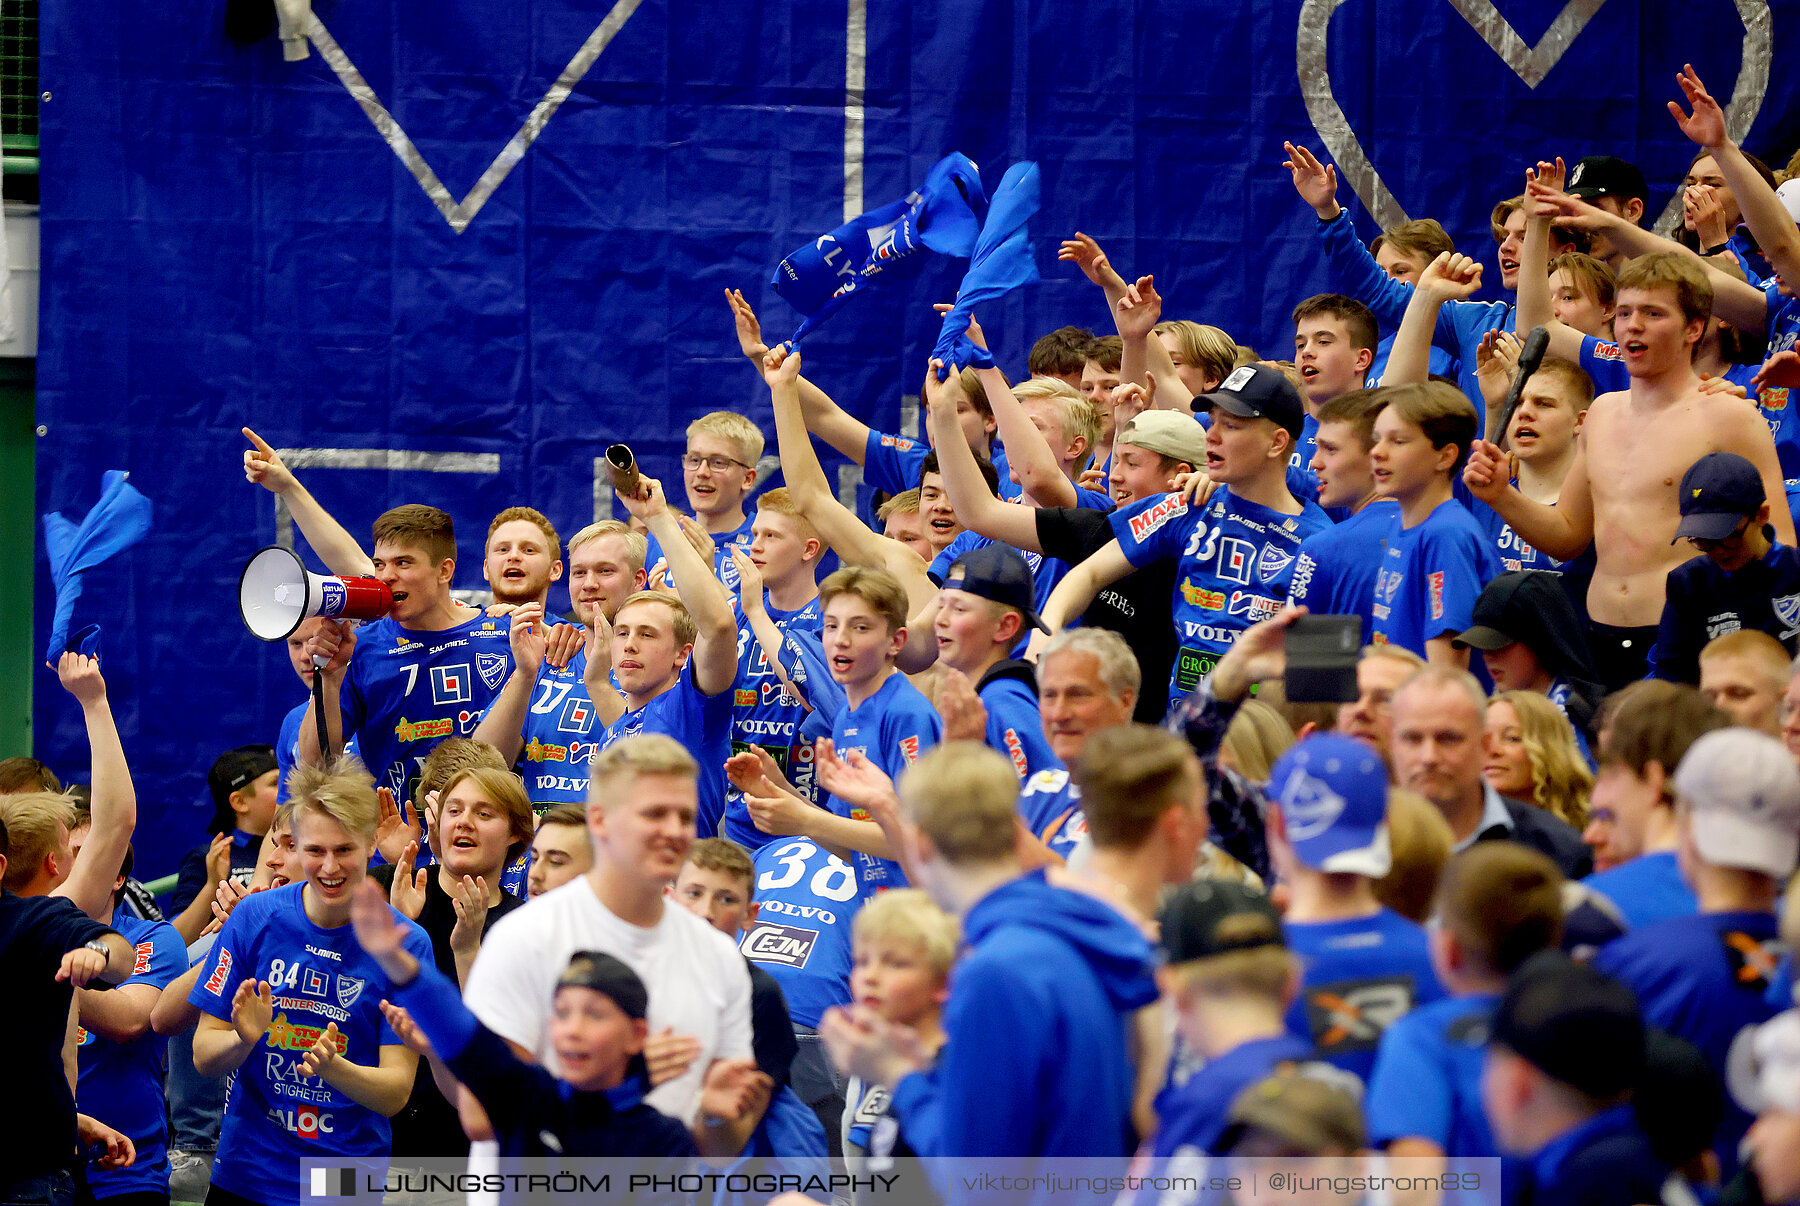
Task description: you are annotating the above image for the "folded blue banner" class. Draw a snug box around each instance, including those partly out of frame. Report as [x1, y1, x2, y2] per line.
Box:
[932, 162, 1041, 377]
[44, 471, 154, 664]
[773, 153, 987, 344]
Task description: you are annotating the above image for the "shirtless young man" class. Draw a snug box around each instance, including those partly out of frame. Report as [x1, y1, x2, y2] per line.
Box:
[1464, 250, 1793, 688]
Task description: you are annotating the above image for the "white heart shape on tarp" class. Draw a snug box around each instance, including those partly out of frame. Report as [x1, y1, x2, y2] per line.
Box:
[1297, 0, 1773, 236]
[304, 0, 643, 234]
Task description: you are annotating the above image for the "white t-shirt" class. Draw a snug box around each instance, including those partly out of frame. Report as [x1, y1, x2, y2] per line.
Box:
[462, 874, 754, 1122]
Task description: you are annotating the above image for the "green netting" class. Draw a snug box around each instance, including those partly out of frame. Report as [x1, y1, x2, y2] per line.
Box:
[0, 0, 36, 173]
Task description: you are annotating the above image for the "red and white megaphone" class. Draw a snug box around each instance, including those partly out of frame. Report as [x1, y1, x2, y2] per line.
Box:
[238, 545, 394, 642]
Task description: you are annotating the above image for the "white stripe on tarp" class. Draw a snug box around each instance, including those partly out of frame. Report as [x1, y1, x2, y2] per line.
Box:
[305, 0, 643, 233]
[843, 0, 868, 222]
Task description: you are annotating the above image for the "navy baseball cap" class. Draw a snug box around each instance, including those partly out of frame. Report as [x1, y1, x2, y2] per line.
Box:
[1566, 155, 1649, 204]
[1489, 952, 1645, 1100]
[1675, 452, 1765, 542]
[945, 543, 1049, 633]
[1157, 880, 1285, 963]
[1268, 735, 1391, 876]
[1194, 364, 1306, 438]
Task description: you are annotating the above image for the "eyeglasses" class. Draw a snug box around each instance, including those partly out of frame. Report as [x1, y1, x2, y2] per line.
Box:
[1686, 516, 1751, 550]
[682, 454, 750, 474]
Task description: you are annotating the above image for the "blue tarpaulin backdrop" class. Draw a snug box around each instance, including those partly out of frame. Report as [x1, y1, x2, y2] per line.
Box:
[35, 0, 1800, 879]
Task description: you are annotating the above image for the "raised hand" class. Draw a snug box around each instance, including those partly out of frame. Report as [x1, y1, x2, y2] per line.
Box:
[725, 288, 770, 361]
[296, 1021, 344, 1078]
[1523, 157, 1567, 212]
[388, 840, 430, 920]
[583, 609, 615, 682]
[1474, 328, 1523, 412]
[1058, 232, 1128, 292]
[676, 515, 716, 565]
[729, 547, 764, 610]
[203, 831, 233, 893]
[931, 667, 988, 741]
[1669, 63, 1728, 150]
[304, 619, 356, 679]
[616, 472, 670, 523]
[378, 999, 436, 1058]
[1211, 605, 1306, 699]
[1462, 439, 1513, 504]
[447, 874, 489, 955]
[1686, 183, 1730, 247]
[373, 786, 422, 867]
[762, 343, 801, 389]
[1283, 142, 1341, 219]
[813, 737, 899, 816]
[1416, 251, 1484, 302]
[230, 979, 274, 1046]
[542, 621, 586, 670]
[54, 652, 107, 707]
[508, 603, 548, 681]
[242, 427, 300, 495]
[1109, 373, 1155, 425]
[932, 301, 987, 351]
[1114, 276, 1164, 342]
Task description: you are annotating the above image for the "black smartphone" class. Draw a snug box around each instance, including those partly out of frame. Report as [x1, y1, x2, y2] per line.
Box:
[1284, 614, 1363, 703]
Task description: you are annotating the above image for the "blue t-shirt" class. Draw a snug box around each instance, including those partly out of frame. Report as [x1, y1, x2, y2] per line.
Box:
[188, 884, 433, 1205]
[978, 669, 1060, 785]
[740, 837, 864, 1028]
[1581, 851, 1698, 933]
[77, 913, 186, 1198]
[1114, 489, 1332, 704]
[1284, 909, 1446, 1082]
[1364, 992, 1500, 1155]
[862, 428, 1018, 499]
[1467, 488, 1574, 575]
[1371, 499, 1505, 656]
[1139, 1034, 1319, 1175]
[517, 649, 599, 807]
[599, 664, 735, 839]
[277, 700, 359, 805]
[1017, 769, 1087, 860]
[828, 671, 943, 891]
[644, 512, 755, 594]
[1594, 909, 1783, 1174]
[1366, 335, 1458, 389]
[724, 594, 825, 850]
[339, 613, 515, 799]
[1286, 501, 1398, 639]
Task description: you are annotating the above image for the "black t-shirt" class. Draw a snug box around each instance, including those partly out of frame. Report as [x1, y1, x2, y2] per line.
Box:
[370, 863, 525, 1157]
[0, 890, 116, 1180]
[1035, 506, 1178, 725]
[748, 959, 798, 1089]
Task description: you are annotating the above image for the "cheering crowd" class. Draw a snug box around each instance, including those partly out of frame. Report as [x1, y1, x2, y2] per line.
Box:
[10, 62, 1800, 1206]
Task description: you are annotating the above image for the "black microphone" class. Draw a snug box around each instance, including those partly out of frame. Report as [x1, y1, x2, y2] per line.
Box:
[1493, 325, 1550, 446]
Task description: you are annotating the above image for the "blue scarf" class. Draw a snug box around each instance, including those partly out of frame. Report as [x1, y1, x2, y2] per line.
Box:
[44, 470, 153, 662]
[932, 161, 1041, 377]
[772, 153, 986, 343]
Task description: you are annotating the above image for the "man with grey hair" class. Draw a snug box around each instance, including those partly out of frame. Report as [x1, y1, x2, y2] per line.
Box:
[1019, 627, 1142, 857]
[1389, 665, 1590, 877]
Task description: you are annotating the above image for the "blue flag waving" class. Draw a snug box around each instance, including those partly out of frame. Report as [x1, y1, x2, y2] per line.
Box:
[773, 153, 987, 343]
[44, 470, 153, 663]
[933, 161, 1041, 377]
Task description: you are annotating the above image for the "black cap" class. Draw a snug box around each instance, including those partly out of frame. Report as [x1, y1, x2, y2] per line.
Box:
[1675, 451, 1765, 542]
[945, 543, 1049, 633]
[1566, 155, 1649, 203]
[556, 950, 650, 1020]
[1489, 951, 1644, 1100]
[1454, 570, 1570, 651]
[208, 744, 278, 812]
[1157, 879, 1285, 963]
[1195, 365, 1306, 438]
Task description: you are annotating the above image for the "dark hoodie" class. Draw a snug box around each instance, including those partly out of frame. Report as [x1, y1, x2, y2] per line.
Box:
[890, 870, 1158, 1179]
[975, 659, 1061, 783]
[1459, 571, 1605, 741]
